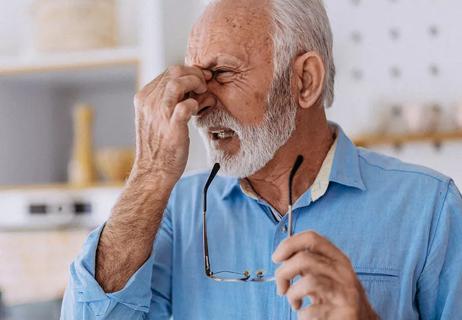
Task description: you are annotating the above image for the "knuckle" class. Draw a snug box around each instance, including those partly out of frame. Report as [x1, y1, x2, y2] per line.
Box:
[167, 65, 183, 77]
[295, 253, 306, 270]
[166, 80, 181, 92]
[174, 102, 193, 120]
[300, 250, 312, 262]
[176, 107, 190, 120]
[302, 273, 315, 287]
[304, 232, 318, 249]
[274, 267, 282, 279]
[305, 231, 318, 242]
[189, 99, 199, 109]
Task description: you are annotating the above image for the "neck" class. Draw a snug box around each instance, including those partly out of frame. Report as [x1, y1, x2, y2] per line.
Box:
[246, 106, 334, 215]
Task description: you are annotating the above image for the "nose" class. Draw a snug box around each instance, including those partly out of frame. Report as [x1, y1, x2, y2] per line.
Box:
[191, 92, 217, 116]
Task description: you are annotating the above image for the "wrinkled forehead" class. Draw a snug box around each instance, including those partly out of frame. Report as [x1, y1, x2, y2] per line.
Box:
[186, 0, 273, 68]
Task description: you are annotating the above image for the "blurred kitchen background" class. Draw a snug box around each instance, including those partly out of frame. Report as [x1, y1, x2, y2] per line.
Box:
[0, 0, 461, 319]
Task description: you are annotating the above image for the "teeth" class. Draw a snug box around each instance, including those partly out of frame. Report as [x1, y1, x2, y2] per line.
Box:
[217, 131, 232, 139]
[210, 129, 235, 139]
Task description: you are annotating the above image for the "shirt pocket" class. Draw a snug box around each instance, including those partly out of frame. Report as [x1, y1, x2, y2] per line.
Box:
[355, 267, 401, 320]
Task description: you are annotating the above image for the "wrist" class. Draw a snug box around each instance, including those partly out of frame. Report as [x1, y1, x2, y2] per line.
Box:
[128, 163, 180, 190]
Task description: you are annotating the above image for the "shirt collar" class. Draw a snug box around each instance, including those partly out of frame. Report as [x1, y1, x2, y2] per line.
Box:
[221, 123, 366, 200]
[329, 124, 366, 192]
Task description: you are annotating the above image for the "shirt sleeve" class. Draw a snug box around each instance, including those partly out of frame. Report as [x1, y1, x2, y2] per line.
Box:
[60, 209, 174, 320]
[416, 180, 462, 319]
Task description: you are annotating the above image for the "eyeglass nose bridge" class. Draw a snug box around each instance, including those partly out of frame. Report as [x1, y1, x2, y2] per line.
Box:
[206, 269, 275, 283]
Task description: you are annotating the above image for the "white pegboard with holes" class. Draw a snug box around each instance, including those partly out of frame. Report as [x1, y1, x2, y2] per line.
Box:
[324, 0, 462, 134]
[323, 0, 462, 187]
[192, 1, 462, 186]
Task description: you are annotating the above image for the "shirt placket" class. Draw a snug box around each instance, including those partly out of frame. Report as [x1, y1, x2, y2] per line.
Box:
[259, 197, 313, 320]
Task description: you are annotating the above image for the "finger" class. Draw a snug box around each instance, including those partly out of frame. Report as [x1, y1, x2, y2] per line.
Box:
[135, 70, 168, 103]
[167, 65, 208, 82]
[144, 75, 204, 121]
[286, 274, 336, 310]
[297, 304, 333, 320]
[202, 69, 213, 81]
[171, 98, 200, 124]
[275, 250, 338, 296]
[137, 65, 207, 106]
[160, 75, 207, 114]
[272, 231, 347, 264]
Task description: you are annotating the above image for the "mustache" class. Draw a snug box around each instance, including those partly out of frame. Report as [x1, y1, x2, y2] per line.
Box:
[194, 107, 242, 132]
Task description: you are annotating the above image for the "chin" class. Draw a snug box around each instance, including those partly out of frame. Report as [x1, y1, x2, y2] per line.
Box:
[198, 128, 269, 178]
[205, 149, 265, 178]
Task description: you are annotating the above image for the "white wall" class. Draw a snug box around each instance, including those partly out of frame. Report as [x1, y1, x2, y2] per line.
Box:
[323, 0, 462, 187]
[184, 1, 462, 187]
[0, 84, 59, 185]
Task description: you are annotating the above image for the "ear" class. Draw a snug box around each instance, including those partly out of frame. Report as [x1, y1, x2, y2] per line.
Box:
[293, 52, 326, 109]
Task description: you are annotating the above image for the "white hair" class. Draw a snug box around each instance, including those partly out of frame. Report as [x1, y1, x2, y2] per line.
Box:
[271, 0, 336, 107]
[202, 0, 336, 107]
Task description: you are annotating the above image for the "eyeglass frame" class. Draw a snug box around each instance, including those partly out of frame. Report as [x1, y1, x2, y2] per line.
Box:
[202, 155, 304, 282]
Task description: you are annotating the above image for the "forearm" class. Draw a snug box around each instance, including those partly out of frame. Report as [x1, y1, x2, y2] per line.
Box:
[96, 173, 175, 293]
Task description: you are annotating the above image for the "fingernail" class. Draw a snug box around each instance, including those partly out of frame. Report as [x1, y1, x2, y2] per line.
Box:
[272, 253, 279, 263]
[203, 70, 212, 80]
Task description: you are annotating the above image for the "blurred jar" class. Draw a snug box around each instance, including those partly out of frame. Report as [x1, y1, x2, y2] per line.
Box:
[401, 103, 423, 134]
[420, 103, 443, 133]
[30, 0, 118, 53]
[96, 148, 134, 183]
[455, 102, 462, 130]
[402, 103, 451, 134]
[383, 104, 409, 135]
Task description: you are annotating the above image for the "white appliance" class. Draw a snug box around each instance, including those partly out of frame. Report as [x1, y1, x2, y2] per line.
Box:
[0, 186, 122, 230]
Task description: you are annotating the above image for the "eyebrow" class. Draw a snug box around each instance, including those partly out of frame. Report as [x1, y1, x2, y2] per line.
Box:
[196, 54, 244, 70]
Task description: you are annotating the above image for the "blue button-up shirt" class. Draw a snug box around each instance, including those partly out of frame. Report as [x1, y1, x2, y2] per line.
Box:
[61, 126, 462, 319]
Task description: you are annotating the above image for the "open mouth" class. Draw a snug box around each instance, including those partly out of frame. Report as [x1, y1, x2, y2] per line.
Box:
[208, 127, 237, 141]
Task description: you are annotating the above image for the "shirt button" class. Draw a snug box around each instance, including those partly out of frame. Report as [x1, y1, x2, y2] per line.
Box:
[281, 225, 288, 233]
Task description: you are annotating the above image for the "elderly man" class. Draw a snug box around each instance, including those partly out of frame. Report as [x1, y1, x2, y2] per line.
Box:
[61, 0, 462, 319]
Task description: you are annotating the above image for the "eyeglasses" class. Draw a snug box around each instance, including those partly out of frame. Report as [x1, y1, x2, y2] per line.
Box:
[202, 155, 304, 282]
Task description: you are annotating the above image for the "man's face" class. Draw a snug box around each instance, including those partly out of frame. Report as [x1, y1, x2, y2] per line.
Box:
[186, 0, 297, 177]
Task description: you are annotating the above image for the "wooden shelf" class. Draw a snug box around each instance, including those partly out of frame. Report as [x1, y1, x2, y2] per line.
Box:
[0, 182, 124, 192]
[354, 131, 462, 148]
[0, 47, 140, 76]
[0, 47, 141, 88]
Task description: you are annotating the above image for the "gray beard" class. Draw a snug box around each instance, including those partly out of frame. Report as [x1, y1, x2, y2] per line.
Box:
[193, 67, 297, 178]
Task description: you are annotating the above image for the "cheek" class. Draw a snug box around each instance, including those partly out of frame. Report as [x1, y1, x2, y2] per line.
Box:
[213, 82, 267, 125]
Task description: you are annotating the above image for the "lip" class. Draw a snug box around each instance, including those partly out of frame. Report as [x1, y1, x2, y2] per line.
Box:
[208, 127, 234, 133]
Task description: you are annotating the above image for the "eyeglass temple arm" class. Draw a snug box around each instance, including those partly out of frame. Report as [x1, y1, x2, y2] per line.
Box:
[288, 155, 304, 237]
[203, 163, 221, 276]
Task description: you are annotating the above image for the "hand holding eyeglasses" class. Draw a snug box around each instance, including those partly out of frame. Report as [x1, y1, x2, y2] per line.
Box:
[272, 231, 379, 320]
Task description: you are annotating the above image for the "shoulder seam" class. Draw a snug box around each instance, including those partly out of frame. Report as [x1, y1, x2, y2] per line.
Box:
[417, 179, 451, 282]
[448, 180, 462, 198]
[358, 152, 448, 184]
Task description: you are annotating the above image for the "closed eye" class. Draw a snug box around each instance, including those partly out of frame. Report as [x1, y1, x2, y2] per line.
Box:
[212, 69, 235, 83]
